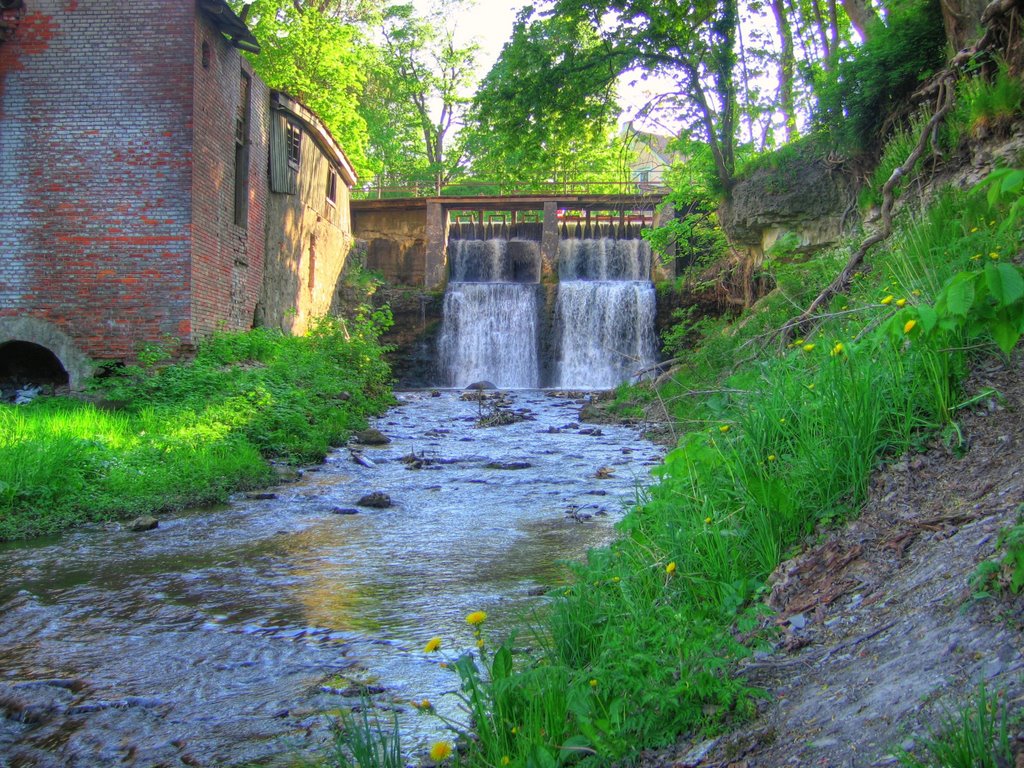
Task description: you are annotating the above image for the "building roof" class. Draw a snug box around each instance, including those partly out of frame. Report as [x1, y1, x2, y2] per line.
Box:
[271, 91, 358, 187]
[198, 0, 260, 53]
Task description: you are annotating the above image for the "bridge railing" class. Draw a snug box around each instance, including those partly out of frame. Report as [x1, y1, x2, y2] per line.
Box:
[353, 179, 670, 200]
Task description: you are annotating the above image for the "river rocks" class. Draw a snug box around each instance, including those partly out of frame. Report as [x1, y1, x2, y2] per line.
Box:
[271, 463, 303, 483]
[484, 461, 532, 470]
[357, 492, 392, 508]
[465, 380, 497, 391]
[353, 428, 390, 446]
[331, 507, 360, 515]
[127, 516, 158, 532]
[246, 492, 278, 500]
[595, 466, 614, 479]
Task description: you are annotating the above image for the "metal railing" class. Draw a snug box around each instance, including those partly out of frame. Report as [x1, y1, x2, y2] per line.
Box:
[353, 179, 670, 200]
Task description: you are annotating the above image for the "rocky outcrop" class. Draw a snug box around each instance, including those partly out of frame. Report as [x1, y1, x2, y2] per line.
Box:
[721, 149, 856, 257]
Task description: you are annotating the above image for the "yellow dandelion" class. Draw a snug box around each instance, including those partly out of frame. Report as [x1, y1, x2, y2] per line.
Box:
[806, 383, 815, 390]
[971, 254, 982, 261]
[466, 611, 487, 626]
[794, 338, 805, 345]
[589, 678, 598, 687]
[612, 576, 620, 582]
[502, 757, 511, 766]
[429, 741, 453, 762]
[970, 227, 979, 233]
[424, 637, 442, 653]
[666, 561, 677, 574]
[767, 454, 777, 462]
[779, 417, 786, 424]
[511, 726, 518, 734]
[989, 252, 1000, 260]
[476, 638, 485, 648]
[912, 290, 922, 296]
[421, 699, 433, 710]
[903, 319, 917, 334]
[704, 516, 712, 524]
[802, 343, 815, 352]
[880, 295, 894, 305]
[831, 342, 844, 357]
[719, 424, 730, 433]
[895, 298, 907, 307]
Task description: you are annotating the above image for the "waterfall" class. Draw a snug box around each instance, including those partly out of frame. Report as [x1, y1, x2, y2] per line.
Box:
[553, 239, 658, 389]
[438, 236, 658, 390]
[438, 240, 541, 388]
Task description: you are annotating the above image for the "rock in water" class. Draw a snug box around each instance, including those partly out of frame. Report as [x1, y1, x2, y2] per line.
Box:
[127, 516, 159, 532]
[354, 429, 390, 446]
[357, 492, 392, 508]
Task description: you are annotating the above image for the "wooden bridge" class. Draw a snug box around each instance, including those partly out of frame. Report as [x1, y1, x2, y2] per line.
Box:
[350, 192, 670, 288]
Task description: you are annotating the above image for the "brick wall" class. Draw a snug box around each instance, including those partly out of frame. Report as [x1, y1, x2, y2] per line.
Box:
[0, 0, 196, 361]
[190, 14, 268, 338]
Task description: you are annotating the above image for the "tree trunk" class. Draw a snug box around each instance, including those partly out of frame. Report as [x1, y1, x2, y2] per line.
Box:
[772, 0, 797, 141]
[940, 0, 989, 50]
[840, 0, 880, 40]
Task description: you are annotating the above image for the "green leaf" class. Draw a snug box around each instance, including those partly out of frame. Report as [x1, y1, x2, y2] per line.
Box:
[984, 263, 1024, 307]
[527, 745, 558, 768]
[990, 319, 1021, 355]
[916, 304, 938, 334]
[491, 644, 513, 682]
[558, 735, 593, 764]
[940, 272, 978, 317]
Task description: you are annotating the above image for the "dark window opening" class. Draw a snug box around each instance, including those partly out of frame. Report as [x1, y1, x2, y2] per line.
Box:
[0, 341, 69, 401]
[326, 169, 338, 205]
[234, 70, 252, 227]
[201, 40, 211, 69]
[286, 121, 302, 170]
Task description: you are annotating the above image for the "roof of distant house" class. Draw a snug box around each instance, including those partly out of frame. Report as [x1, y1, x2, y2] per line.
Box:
[198, 0, 260, 53]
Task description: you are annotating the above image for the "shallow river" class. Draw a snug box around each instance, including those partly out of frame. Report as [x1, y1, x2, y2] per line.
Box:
[0, 391, 661, 767]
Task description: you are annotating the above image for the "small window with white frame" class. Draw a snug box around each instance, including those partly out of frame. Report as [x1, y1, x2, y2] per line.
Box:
[285, 121, 302, 169]
[326, 168, 338, 205]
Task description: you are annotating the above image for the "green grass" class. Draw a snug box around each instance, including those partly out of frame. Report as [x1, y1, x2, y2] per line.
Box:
[366, 171, 1024, 768]
[0, 312, 394, 541]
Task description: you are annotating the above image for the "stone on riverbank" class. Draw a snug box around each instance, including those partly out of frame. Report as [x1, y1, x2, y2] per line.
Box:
[127, 516, 158, 532]
[357, 492, 392, 508]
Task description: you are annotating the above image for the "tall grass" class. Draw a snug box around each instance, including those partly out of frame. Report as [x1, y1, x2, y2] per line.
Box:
[0, 312, 393, 541]
[387, 173, 1024, 768]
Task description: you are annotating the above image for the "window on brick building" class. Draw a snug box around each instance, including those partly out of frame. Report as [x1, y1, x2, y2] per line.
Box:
[326, 169, 337, 205]
[286, 121, 302, 170]
[234, 70, 252, 228]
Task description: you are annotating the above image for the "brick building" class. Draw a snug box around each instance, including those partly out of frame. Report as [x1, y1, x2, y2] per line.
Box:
[0, 0, 356, 392]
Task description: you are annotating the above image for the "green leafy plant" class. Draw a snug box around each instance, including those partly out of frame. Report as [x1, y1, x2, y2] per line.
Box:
[898, 682, 1013, 768]
[329, 699, 404, 768]
[972, 510, 1024, 598]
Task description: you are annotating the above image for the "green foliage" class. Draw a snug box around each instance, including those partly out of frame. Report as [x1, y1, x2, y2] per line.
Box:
[972, 509, 1024, 598]
[815, 0, 946, 152]
[859, 113, 928, 209]
[0, 315, 393, 541]
[235, 0, 376, 178]
[898, 682, 1013, 768]
[329, 700, 404, 768]
[948, 59, 1024, 147]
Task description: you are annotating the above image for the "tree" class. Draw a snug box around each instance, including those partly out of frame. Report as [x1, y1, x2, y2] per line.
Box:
[233, 0, 375, 177]
[371, 2, 479, 194]
[463, 8, 629, 191]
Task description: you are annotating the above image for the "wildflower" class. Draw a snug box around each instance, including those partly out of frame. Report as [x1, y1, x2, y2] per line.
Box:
[719, 424, 730, 433]
[424, 637, 442, 653]
[767, 454, 777, 462]
[429, 741, 453, 762]
[589, 678, 598, 687]
[970, 226, 979, 233]
[831, 342, 844, 357]
[989, 252, 1000, 260]
[912, 290, 922, 297]
[802, 343, 815, 352]
[666, 561, 677, 575]
[903, 319, 917, 334]
[806, 383, 815, 391]
[779, 417, 786, 424]
[895, 298, 907, 307]
[794, 338, 805, 346]
[466, 611, 487, 626]
[511, 726, 518, 734]
[476, 638, 485, 648]
[612, 576, 620, 582]
[841, 305, 849, 310]
[704, 516, 712, 524]
[502, 758, 511, 766]
[880, 295, 894, 305]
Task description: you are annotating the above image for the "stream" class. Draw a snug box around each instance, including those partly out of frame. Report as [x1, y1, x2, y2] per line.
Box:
[0, 390, 662, 767]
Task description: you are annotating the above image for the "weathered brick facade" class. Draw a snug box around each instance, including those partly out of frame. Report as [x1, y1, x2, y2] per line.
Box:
[0, 0, 275, 385]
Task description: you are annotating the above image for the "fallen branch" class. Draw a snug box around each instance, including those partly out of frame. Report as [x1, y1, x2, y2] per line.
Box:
[779, 74, 957, 342]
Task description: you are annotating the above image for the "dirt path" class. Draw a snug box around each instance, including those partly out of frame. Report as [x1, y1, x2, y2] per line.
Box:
[641, 352, 1024, 768]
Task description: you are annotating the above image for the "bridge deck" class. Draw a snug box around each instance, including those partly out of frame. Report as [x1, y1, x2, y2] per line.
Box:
[351, 192, 665, 213]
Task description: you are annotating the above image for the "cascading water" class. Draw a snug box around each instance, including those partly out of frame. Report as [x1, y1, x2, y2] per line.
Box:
[438, 239, 541, 388]
[553, 238, 658, 389]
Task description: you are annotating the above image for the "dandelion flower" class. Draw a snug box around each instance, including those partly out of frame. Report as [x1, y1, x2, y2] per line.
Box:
[704, 516, 712, 524]
[802, 343, 815, 352]
[719, 424, 730, 433]
[424, 637, 442, 653]
[912, 290, 922, 297]
[466, 611, 487, 626]
[767, 454, 777, 462]
[502, 757, 511, 766]
[666, 561, 677, 574]
[589, 678, 598, 687]
[971, 254, 982, 261]
[989, 252, 1000, 260]
[831, 342, 844, 357]
[779, 417, 786, 424]
[794, 338, 805, 346]
[612, 576, 620, 582]
[429, 741, 453, 761]
[970, 227, 979, 233]
[895, 298, 907, 307]
[476, 638, 485, 648]
[880, 295, 894, 305]
[903, 319, 917, 334]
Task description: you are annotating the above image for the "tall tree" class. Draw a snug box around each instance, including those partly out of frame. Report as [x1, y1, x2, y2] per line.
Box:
[233, 0, 375, 176]
[373, 2, 479, 194]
